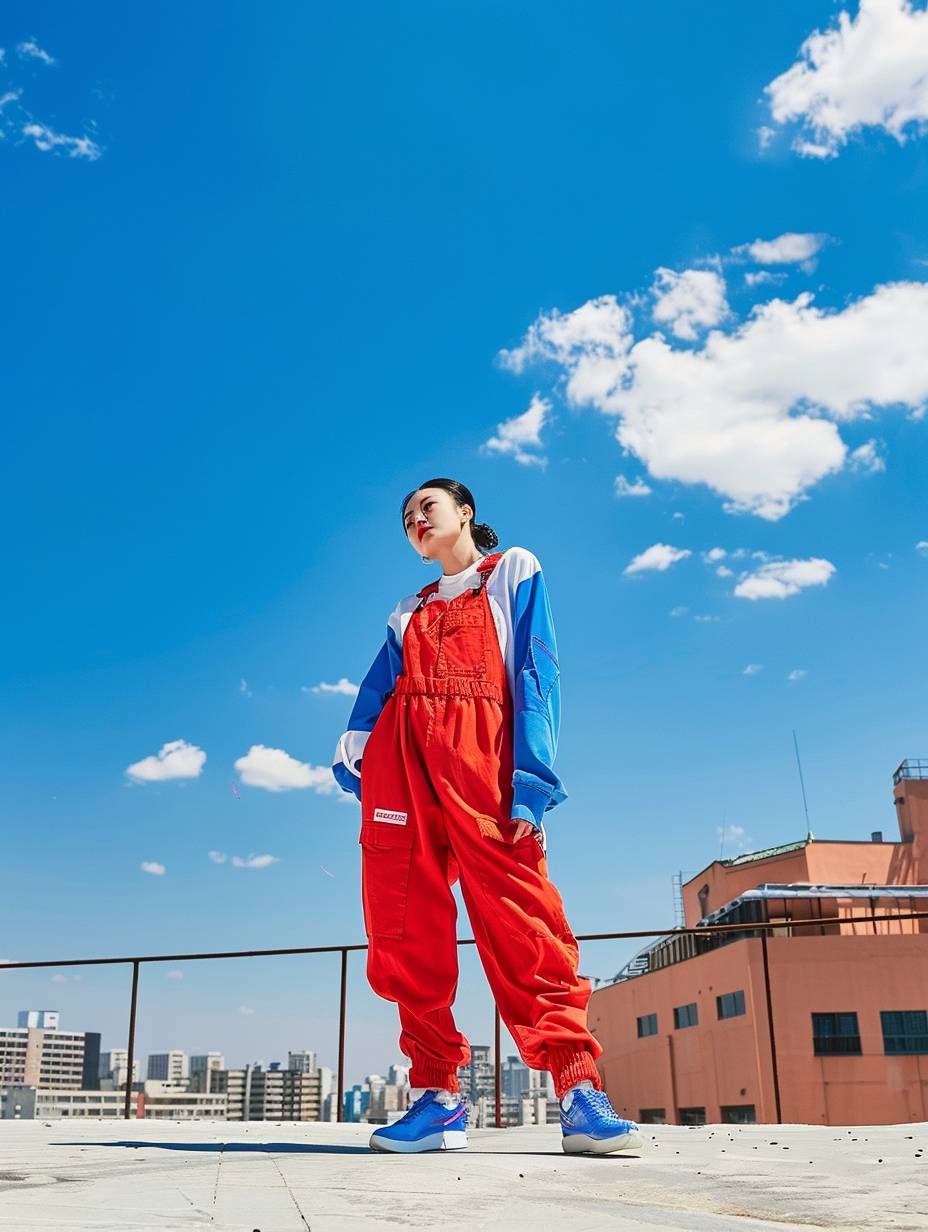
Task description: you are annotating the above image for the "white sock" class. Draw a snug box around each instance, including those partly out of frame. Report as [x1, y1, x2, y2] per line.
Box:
[560, 1078, 595, 1111]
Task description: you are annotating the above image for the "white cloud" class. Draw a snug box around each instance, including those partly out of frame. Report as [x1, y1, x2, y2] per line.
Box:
[743, 663, 764, 675]
[499, 295, 634, 409]
[165, 970, 184, 981]
[765, 0, 928, 158]
[482, 393, 551, 467]
[17, 39, 56, 66]
[651, 267, 729, 341]
[231, 853, 279, 869]
[788, 668, 809, 681]
[735, 557, 836, 600]
[234, 744, 337, 793]
[745, 270, 787, 288]
[50, 973, 67, 984]
[239, 1005, 256, 1016]
[208, 850, 228, 864]
[141, 861, 166, 876]
[614, 474, 652, 498]
[0, 89, 22, 112]
[704, 547, 727, 562]
[126, 739, 206, 783]
[239, 678, 253, 698]
[733, 233, 828, 265]
[716, 565, 734, 577]
[501, 279, 928, 520]
[916, 540, 928, 556]
[694, 614, 722, 623]
[670, 605, 689, 617]
[303, 677, 360, 697]
[848, 439, 886, 473]
[22, 121, 101, 160]
[624, 543, 692, 575]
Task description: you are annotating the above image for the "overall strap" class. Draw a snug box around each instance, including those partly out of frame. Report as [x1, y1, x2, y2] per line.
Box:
[413, 578, 441, 612]
[473, 550, 505, 592]
[414, 550, 505, 608]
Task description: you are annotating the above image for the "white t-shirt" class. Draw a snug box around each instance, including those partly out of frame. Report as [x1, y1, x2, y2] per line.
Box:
[435, 557, 483, 599]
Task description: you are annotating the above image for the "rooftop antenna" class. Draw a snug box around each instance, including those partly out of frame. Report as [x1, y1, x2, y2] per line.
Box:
[718, 807, 728, 860]
[792, 728, 813, 839]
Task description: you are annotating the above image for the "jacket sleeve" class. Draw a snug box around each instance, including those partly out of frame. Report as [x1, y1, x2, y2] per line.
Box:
[331, 617, 403, 802]
[509, 562, 568, 827]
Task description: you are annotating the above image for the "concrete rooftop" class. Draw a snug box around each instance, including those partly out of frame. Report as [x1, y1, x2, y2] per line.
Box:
[0, 1120, 925, 1231]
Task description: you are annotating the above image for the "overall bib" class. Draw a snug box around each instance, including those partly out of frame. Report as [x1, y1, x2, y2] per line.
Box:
[359, 550, 602, 1097]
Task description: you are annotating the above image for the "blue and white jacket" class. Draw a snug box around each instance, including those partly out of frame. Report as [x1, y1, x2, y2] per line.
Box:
[331, 546, 567, 828]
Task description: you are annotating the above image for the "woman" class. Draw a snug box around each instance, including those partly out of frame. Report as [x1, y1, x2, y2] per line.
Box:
[332, 478, 641, 1155]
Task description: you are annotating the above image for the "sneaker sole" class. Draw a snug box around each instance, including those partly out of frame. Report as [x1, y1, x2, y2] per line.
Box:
[562, 1129, 644, 1154]
[369, 1129, 468, 1154]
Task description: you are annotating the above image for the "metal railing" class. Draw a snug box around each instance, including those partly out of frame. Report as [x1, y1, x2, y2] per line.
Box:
[893, 758, 928, 784]
[3, 910, 927, 1126]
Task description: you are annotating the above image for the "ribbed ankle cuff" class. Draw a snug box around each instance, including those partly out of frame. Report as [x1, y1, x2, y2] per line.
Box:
[548, 1048, 602, 1099]
[408, 1056, 460, 1093]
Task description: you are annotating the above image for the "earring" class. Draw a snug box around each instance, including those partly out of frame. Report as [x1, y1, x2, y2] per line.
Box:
[421, 554, 430, 564]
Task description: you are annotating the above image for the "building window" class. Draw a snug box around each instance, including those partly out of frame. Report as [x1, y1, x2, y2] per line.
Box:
[639, 1108, 666, 1123]
[674, 1003, 698, 1029]
[721, 1104, 756, 1124]
[812, 1012, 861, 1055]
[678, 1106, 706, 1125]
[881, 1010, 928, 1055]
[717, 991, 746, 1020]
[637, 1013, 658, 1038]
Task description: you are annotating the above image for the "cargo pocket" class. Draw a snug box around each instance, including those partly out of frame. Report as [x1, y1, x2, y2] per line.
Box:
[359, 821, 415, 940]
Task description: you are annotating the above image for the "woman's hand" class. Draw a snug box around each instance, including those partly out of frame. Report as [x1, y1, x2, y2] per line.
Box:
[508, 818, 537, 843]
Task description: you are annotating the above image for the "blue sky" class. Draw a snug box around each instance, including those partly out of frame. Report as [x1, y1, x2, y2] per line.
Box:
[2, 1, 927, 1086]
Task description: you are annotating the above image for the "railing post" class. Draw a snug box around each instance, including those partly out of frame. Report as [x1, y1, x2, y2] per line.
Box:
[494, 1005, 501, 1128]
[123, 961, 140, 1121]
[760, 933, 782, 1123]
[337, 948, 347, 1122]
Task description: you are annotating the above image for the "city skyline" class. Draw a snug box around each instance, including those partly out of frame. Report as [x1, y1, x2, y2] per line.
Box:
[2, 0, 927, 1080]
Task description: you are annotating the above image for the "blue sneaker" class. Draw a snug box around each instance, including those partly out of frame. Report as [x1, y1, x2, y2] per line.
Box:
[369, 1089, 468, 1154]
[560, 1080, 643, 1154]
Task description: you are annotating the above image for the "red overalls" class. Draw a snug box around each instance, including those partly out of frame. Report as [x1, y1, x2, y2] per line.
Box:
[359, 551, 602, 1097]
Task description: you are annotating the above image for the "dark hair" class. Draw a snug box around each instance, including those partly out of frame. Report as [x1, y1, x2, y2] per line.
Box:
[400, 477, 499, 554]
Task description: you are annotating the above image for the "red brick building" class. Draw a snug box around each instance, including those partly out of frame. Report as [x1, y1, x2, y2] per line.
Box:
[589, 759, 928, 1126]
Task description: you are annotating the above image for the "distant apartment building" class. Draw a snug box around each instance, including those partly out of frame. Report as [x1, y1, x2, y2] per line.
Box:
[99, 1050, 139, 1089]
[455, 1047, 555, 1127]
[212, 1064, 323, 1121]
[342, 1070, 410, 1124]
[457, 1044, 494, 1104]
[287, 1050, 316, 1073]
[590, 758, 928, 1127]
[1, 1083, 227, 1120]
[189, 1053, 224, 1092]
[146, 1051, 188, 1082]
[0, 1011, 100, 1091]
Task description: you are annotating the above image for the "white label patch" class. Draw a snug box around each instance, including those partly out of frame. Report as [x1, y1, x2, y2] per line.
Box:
[373, 808, 408, 825]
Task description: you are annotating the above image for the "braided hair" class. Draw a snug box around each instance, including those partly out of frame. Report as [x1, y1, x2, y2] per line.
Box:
[400, 477, 499, 555]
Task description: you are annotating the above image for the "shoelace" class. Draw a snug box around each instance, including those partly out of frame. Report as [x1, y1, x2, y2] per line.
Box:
[404, 1090, 460, 1121]
[576, 1088, 623, 1122]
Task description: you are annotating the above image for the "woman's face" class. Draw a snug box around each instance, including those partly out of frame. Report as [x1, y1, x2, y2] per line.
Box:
[403, 488, 472, 557]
